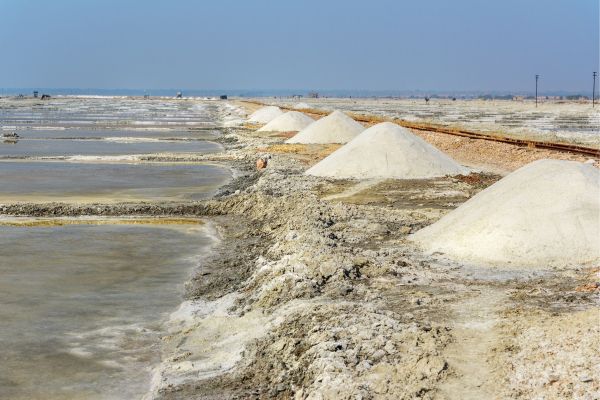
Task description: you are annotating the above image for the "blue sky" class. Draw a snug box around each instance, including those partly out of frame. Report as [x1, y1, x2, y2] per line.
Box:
[0, 0, 598, 92]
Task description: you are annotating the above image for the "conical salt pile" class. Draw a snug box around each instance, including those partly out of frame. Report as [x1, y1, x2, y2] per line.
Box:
[411, 159, 600, 267]
[287, 110, 365, 144]
[257, 111, 314, 132]
[305, 122, 468, 179]
[247, 106, 283, 124]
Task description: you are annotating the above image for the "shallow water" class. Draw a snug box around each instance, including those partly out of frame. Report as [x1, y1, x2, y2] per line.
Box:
[1, 128, 219, 140]
[0, 137, 221, 158]
[0, 161, 230, 202]
[0, 97, 235, 399]
[0, 98, 231, 202]
[0, 222, 212, 400]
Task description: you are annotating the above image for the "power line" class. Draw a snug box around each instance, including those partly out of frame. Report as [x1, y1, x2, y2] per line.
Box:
[535, 74, 540, 107]
[593, 72, 597, 108]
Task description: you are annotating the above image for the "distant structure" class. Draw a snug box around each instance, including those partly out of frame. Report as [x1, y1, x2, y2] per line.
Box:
[220, 95, 228, 100]
[2, 132, 19, 144]
[565, 95, 590, 101]
[176, 91, 183, 98]
[41, 94, 51, 100]
[308, 92, 319, 98]
[33, 90, 38, 98]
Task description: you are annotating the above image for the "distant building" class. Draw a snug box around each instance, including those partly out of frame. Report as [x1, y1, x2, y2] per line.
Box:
[220, 95, 228, 100]
[565, 95, 590, 101]
[33, 91, 38, 98]
[308, 92, 319, 98]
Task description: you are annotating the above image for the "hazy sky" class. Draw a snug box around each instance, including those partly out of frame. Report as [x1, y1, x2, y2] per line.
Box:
[1, 0, 598, 92]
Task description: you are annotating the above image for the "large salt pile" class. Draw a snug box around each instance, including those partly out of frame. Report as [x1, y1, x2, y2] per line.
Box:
[411, 159, 600, 267]
[247, 106, 284, 124]
[305, 122, 468, 179]
[257, 111, 314, 132]
[287, 110, 365, 144]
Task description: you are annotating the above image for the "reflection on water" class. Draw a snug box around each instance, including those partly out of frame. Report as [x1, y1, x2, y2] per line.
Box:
[2, 128, 219, 140]
[0, 138, 221, 158]
[0, 222, 212, 400]
[0, 161, 230, 202]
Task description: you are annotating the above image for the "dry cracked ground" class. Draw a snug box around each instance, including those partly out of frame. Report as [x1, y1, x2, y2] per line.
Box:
[150, 113, 600, 400]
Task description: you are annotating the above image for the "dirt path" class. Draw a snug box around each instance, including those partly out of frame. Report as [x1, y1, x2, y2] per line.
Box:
[439, 286, 506, 399]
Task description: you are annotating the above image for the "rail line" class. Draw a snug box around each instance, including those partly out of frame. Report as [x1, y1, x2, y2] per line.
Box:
[240, 100, 600, 158]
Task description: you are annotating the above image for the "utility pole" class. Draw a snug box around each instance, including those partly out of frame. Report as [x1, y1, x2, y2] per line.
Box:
[535, 74, 540, 107]
[593, 72, 597, 108]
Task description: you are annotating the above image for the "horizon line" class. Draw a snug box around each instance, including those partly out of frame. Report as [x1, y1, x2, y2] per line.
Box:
[0, 87, 594, 96]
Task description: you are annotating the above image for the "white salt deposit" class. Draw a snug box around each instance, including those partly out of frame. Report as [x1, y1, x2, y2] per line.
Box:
[293, 102, 311, 110]
[411, 159, 600, 267]
[247, 106, 283, 124]
[287, 110, 365, 144]
[305, 122, 468, 179]
[257, 111, 314, 132]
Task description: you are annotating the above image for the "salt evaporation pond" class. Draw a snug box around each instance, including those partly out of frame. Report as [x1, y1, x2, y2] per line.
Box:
[0, 97, 220, 128]
[0, 161, 229, 202]
[0, 221, 212, 399]
[2, 128, 220, 140]
[0, 137, 221, 158]
[0, 97, 234, 398]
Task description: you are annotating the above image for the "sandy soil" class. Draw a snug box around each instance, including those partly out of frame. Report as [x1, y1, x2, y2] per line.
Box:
[408, 130, 596, 175]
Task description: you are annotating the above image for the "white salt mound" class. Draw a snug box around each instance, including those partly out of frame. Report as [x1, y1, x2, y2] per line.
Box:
[247, 106, 283, 124]
[293, 102, 311, 110]
[257, 111, 314, 132]
[287, 110, 364, 144]
[305, 122, 468, 179]
[411, 159, 600, 267]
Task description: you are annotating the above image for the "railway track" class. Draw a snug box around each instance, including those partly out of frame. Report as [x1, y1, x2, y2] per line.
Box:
[240, 100, 600, 158]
